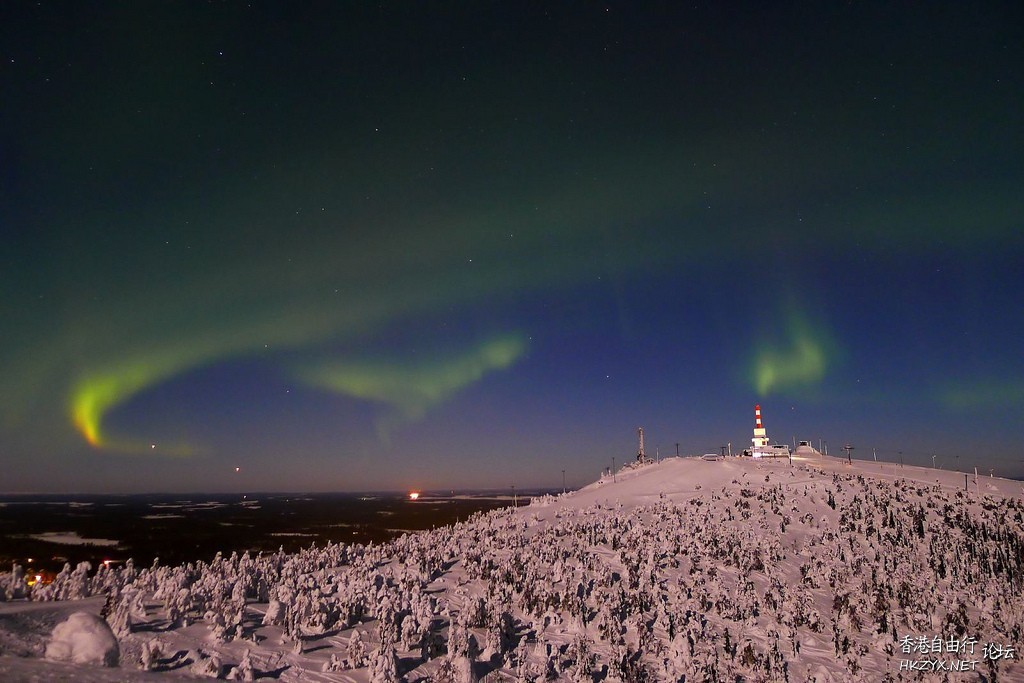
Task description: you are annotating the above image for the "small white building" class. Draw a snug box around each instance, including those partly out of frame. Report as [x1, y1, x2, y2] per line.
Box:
[746, 405, 791, 458]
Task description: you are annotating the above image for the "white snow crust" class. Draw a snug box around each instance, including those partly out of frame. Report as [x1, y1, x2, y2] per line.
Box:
[1, 454, 1022, 682]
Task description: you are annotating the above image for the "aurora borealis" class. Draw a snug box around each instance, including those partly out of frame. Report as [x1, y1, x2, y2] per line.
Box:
[2, 3, 1023, 491]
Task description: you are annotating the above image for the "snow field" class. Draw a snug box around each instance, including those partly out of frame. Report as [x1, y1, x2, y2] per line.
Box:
[0, 455, 1021, 681]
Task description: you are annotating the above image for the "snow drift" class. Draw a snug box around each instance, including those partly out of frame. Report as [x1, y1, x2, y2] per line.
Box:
[44, 611, 119, 667]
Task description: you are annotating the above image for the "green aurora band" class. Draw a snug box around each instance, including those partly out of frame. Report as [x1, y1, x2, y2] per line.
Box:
[8, 109, 1018, 457]
[751, 312, 835, 397]
[940, 378, 1024, 412]
[293, 334, 527, 436]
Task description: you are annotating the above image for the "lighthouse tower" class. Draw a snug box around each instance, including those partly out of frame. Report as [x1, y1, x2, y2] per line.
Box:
[752, 404, 769, 451]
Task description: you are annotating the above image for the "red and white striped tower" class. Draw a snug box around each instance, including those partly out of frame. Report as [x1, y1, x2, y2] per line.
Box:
[752, 404, 769, 450]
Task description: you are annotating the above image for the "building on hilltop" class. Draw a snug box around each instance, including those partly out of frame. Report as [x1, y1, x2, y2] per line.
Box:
[743, 404, 791, 458]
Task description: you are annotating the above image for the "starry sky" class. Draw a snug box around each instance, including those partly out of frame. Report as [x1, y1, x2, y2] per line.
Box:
[2, 2, 1023, 493]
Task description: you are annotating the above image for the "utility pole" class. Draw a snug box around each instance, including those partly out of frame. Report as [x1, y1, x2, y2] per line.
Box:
[899, 451, 903, 467]
[562, 469, 566, 494]
[612, 457, 616, 483]
[675, 442, 680, 459]
[511, 484, 517, 507]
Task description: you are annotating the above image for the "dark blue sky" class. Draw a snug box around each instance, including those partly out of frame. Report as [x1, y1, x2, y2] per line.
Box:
[2, 2, 1022, 492]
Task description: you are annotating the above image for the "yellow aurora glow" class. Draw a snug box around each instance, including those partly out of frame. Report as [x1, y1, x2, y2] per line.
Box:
[70, 357, 197, 456]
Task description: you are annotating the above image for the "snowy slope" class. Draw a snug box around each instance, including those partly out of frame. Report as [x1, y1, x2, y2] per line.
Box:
[1, 455, 1022, 682]
[563, 454, 1021, 510]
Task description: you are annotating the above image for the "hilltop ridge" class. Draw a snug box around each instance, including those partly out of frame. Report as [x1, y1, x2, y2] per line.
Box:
[2, 454, 1023, 681]
[533, 452, 1021, 515]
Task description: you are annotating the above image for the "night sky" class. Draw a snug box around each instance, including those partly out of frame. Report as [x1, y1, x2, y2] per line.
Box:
[3, 2, 1023, 493]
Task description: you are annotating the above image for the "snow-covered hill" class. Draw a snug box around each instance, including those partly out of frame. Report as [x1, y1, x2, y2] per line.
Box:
[2, 455, 1022, 682]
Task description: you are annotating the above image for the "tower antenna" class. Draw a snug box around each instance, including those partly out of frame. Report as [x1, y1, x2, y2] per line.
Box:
[751, 404, 768, 456]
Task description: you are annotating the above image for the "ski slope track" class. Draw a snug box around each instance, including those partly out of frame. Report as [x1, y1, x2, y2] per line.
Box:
[1, 455, 1022, 681]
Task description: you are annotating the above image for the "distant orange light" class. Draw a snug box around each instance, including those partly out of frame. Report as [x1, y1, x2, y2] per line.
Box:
[408, 491, 420, 500]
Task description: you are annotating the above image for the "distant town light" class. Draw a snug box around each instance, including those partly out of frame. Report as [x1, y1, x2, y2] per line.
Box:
[408, 491, 420, 500]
